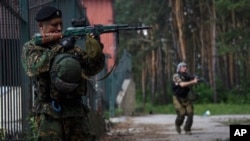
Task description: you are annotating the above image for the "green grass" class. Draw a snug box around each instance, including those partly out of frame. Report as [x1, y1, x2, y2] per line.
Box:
[134, 103, 250, 116]
[194, 103, 250, 115]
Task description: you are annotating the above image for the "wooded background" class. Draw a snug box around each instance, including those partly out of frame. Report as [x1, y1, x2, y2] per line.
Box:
[114, 0, 250, 105]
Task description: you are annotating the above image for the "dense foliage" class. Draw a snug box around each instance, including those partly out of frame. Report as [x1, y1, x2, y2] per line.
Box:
[114, 0, 250, 105]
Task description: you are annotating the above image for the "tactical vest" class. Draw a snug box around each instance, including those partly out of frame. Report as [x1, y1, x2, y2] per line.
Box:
[171, 72, 192, 98]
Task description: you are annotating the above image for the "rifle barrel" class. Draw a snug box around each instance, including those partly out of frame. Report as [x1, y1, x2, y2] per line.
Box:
[102, 26, 152, 34]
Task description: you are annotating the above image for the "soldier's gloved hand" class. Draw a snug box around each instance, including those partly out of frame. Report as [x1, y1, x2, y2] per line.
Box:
[85, 34, 103, 58]
[93, 35, 104, 49]
[59, 37, 76, 51]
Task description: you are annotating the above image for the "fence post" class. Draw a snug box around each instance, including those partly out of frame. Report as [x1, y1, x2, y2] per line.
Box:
[20, 0, 33, 139]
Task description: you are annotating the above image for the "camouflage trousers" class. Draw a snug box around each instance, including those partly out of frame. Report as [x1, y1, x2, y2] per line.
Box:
[173, 95, 194, 132]
[35, 114, 96, 141]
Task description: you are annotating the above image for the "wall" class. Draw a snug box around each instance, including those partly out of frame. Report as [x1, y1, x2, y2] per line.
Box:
[81, 0, 116, 71]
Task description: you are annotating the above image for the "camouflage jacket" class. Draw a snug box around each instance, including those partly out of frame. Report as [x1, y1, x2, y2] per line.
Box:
[21, 39, 105, 118]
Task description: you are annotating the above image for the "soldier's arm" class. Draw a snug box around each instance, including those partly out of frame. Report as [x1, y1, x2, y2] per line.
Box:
[82, 54, 105, 76]
[21, 41, 62, 77]
[179, 80, 198, 87]
[74, 36, 105, 76]
[173, 73, 198, 87]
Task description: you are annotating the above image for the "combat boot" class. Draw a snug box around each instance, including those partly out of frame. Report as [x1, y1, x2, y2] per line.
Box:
[175, 125, 181, 134]
[185, 131, 192, 135]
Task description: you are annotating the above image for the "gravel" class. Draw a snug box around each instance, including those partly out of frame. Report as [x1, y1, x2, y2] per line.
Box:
[101, 114, 250, 141]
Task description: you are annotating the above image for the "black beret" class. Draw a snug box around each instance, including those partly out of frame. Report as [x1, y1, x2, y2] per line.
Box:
[35, 6, 62, 22]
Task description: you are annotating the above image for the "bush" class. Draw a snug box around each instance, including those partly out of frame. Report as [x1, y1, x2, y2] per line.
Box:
[192, 83, 213, 104]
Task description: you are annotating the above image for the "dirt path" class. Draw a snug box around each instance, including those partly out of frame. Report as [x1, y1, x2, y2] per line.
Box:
[100, 114, 250, 141]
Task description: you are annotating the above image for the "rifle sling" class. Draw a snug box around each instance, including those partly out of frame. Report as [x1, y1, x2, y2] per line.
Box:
[81, 56, 118, 81]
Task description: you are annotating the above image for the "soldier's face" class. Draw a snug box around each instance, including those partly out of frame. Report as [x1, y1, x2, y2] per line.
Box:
[180, 65, 188, 73]
[39, 18, 63, 34]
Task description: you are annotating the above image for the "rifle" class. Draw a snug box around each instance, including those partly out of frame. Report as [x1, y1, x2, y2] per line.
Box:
[33, 21, 152, 45]
[192, 75, 205, 83]
[183, 73, 206, 83]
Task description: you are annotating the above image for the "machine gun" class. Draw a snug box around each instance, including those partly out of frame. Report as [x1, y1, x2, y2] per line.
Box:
[192, 75, 205, 83]
[181, 72, 206, 83]
[33, 18, 152, 45]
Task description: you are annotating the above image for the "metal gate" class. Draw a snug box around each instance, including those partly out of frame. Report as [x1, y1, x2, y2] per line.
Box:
[0, 0, 28, 140]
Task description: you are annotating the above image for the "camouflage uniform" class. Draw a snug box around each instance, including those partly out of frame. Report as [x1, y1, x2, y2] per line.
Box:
[21, 39, 104, 141]
[172, 73, 194, 133]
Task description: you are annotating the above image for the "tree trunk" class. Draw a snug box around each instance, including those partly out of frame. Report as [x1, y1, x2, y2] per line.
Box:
[211, 0, 217, 103]
[151, 50, 156, 104]
[142, 64, 147, 104]
[172, 0, 186, 61]
[156, 46, 167, 104]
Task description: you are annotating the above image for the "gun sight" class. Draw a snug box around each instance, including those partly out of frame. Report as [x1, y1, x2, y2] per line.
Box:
[71, 18, 87, 27]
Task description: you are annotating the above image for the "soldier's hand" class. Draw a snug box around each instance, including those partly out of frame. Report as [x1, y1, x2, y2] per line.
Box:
[89, 33, 104, 49]
[59, 37, 76, 51]
[85, 34, 103, 58]
[192, 77, 199, 84]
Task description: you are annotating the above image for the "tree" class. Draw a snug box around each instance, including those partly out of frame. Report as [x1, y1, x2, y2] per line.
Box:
[114, 0, 250, 104]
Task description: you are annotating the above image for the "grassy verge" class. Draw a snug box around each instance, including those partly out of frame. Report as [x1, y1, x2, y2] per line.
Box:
[194, 103, 250, 115]
[134, 103, 250, 116]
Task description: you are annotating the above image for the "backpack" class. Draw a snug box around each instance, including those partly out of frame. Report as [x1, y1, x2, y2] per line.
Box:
[50, 54, 82, 93]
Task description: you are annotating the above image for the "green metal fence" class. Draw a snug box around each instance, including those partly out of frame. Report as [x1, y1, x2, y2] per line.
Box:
[105, 50, 132, 117]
